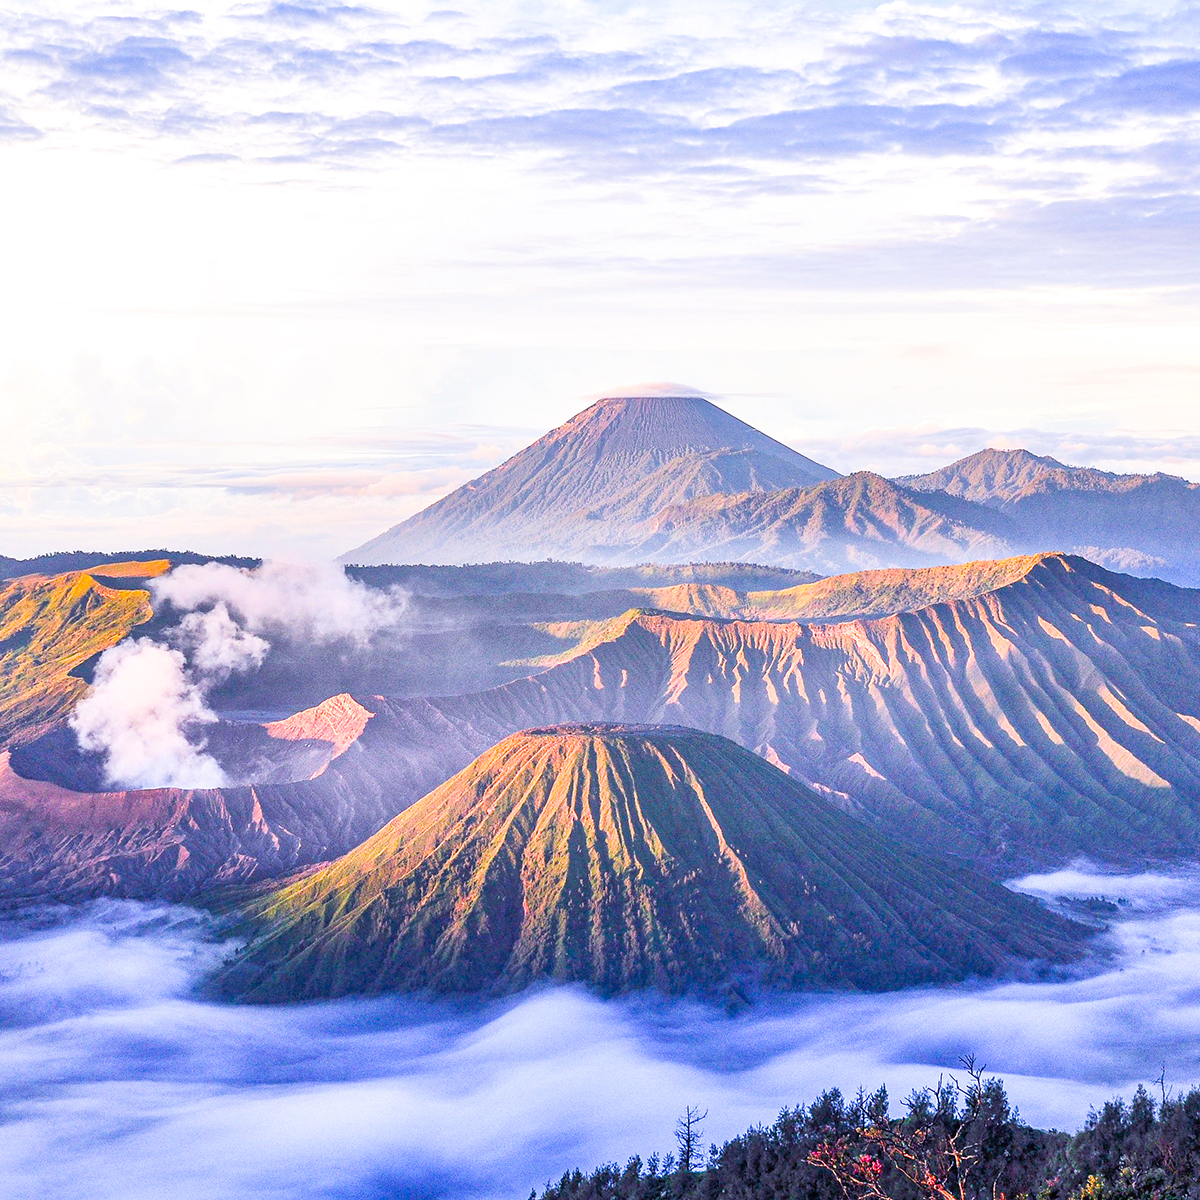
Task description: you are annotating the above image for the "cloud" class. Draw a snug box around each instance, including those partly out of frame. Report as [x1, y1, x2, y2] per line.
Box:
[68, 638, 228, 789]
[1089, 58, 1200, 113]
[68, 560, 408, 788]
[0, 0, 1194, 320]
[1, 865, 1200, 1199]
[0, 2, 1191, 184]
[153, 559, 408, 647]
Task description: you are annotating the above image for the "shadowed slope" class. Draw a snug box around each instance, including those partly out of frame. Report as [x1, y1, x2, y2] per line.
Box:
[223, 725, 1084, 1002]
[345, 393, 838, 566]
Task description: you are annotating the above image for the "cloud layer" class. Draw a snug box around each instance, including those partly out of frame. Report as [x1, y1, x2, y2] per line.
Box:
[0, 865, 1199, 1200]
[2, 1, 1198, 288]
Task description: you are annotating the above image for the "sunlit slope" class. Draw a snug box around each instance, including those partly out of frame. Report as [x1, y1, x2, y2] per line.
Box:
[225, 725, 1083, 1001]
[0, 563, 167, 749]
[362, 554, 1200, 865]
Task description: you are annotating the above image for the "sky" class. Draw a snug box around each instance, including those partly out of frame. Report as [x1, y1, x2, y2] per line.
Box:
[0, 0, 1198, 559]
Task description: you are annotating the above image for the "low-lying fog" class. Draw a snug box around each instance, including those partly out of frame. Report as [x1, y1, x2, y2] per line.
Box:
[2, 866, 1198, 1200]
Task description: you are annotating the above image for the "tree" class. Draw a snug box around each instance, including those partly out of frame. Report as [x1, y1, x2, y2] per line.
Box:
[675, 1106, 708, 1175]
[808, 1056, 1015, 1200]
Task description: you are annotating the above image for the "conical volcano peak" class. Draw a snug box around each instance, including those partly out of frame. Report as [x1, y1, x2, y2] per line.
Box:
[345, 390, 838, 565]
[224, 723, 1084, 1002]
[558, 392, 805, 462]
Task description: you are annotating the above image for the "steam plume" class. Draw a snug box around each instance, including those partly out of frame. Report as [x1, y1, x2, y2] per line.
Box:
[69, 561, 407, 790]
[69, 639, 227, 790]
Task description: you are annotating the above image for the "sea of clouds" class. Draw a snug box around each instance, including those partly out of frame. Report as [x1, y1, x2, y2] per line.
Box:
[1, 865, 1199, 1200]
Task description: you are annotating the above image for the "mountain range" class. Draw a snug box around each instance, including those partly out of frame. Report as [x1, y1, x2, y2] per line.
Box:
[220, 724, 1083, 1002]
[346, 391, 1200, 586]
[5, 550, 1200, 907]
[5, 387, 1199, 1003]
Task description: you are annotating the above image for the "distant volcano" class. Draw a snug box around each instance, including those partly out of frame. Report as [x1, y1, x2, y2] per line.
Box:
[222, 723, 1084, 1002]
[344, 391, 839, 565]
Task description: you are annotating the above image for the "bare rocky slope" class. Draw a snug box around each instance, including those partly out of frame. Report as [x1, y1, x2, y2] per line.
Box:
[344, 392, 839, 566]
[220, 725, 1085, 1002]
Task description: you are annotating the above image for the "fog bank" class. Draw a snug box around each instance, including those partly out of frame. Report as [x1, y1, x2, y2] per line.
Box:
[1, 866, 1198, 1200]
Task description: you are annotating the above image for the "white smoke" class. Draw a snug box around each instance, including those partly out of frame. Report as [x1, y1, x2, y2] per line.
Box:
[70, 561, 407, 791]
[152, 561, 406, 647]
[172, 603, 269, 680]
[69, 639, 227, 790]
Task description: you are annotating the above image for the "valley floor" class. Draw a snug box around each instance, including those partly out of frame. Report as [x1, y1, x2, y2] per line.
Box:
[0, 864, 1198, 1200]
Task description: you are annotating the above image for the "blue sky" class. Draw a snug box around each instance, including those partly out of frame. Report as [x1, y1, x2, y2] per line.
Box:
[0, 0, 1197, 557]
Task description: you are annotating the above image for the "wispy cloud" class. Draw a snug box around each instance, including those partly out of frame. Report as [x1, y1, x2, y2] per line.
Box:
[0, 2, 1196, 274]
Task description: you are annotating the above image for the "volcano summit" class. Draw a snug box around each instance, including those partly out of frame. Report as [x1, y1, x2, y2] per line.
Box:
[345, 389, 839, 566]
[223, 724, 1083, 1003]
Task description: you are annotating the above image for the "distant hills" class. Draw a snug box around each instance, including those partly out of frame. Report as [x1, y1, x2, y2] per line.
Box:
[221, 724, 1083, 1002]
[344, 391, 1200, 585]
[903, 448, 1200, 580]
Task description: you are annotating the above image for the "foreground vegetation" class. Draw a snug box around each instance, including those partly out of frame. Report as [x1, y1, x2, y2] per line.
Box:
[535, 1061, 1200, 1200]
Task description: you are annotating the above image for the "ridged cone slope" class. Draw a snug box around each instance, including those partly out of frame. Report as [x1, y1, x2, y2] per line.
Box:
[224, 724, 1083, 1002]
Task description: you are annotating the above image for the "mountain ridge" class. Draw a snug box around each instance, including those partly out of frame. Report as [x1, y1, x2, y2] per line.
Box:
[6, 551, 1200, 898]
